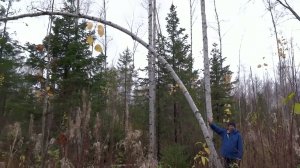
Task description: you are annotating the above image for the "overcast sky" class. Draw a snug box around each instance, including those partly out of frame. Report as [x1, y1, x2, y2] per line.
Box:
[2, 0, 300, 79]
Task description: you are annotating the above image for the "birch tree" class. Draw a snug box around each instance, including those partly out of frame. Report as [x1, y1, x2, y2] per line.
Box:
[200, 0, 223, 167]
[148, 0, 157, 164]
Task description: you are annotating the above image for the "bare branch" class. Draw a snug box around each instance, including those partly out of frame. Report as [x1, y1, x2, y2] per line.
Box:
[276, 0, 300, 22]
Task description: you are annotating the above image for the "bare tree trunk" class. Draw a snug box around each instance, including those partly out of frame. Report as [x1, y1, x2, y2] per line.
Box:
[124, 61, 130, 133]
[266, 0, 288, 125]
[213, 0, 222, 56]
[189, 0, 195, 57]
[41, 47, 50, 168]
[153, 0, 158, 160]
[104, 0, 107, 70]
[29, 114, 34, 138]
[76, 0, 79, 16]
[238, 37, 243, 129]
[200, 0, 222, 167]
[41, 2, 55, 167]
[1, 12, 223, 167]
[148, 0, 157, 165]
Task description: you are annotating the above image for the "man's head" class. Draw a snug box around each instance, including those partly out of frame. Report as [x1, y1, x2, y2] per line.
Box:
[227, 122, 236, 132]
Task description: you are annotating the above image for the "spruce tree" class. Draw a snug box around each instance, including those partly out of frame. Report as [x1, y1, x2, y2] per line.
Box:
[117, 48, 136, 132]
[156, 4, 200, 165]
[210, 43, 235, 123]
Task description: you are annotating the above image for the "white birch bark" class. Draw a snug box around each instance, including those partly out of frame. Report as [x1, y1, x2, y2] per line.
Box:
[148, 0, 157, 164]
[200, 0, 223, 167]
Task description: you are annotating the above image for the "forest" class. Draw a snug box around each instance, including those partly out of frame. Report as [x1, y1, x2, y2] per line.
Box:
[0, 0, 300, 167]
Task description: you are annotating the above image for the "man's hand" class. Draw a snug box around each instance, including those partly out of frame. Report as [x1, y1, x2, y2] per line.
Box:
[208, 117, 213, 124]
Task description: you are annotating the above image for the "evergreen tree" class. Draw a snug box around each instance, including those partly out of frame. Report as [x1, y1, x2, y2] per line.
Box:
[40, 1, 103, 128]
[0, 0, 34, 121]
[117, 48, 136, 132]
[210, 43, 235, 123]
[24, 3, 105, 163]
[155, 4, 200, 164]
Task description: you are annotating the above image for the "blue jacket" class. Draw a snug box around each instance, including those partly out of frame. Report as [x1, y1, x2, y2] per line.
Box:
[210, 123, 243, 160]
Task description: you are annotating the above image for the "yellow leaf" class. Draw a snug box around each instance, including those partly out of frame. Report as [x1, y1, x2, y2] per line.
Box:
[224, 109, 232, 115]
[98, 25, 104, 37]
[224, 104, 231, 108]
[86, 36, 94, 45]
[94, 44, 103, 52]
[35, 91, 42, 98]
[195, 141, 203, 146]
[201, 156, 206, 166]
[204, 147, 210, 155]
[205, 157, 209, 164]
[283, 92, 295, 104]
[20, 155, 25, 162]
[86, 22, 93, 30]
[288, 92, 295, 100]
[294, 103, 300, 115]
[48, 92, 54, 97]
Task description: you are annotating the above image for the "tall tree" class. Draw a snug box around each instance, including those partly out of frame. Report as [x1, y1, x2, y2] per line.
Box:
[148, 0, 157, 164]
[150, 5, 200, 166]
[200, 0, 223, 167]
[155, 5, 212, 166]
[117, 48, 135, 133]
[210, 43, 234, 123]
[166, 4, 192, 144]
[0, 0, 22, 116]
[25, 1, 101, 165]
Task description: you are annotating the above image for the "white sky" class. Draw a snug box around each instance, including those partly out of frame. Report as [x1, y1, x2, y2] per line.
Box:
[2, 0, 300, 79]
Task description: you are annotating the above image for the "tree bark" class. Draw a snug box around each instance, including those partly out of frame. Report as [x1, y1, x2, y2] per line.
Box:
[148, 0, 157, 164]
[267, 0, 288, 123]
[0, 11, 223, 167]
[189, 0, 194, 57]
[40, 1, 56, 167]
[213, 0, 222, 57]
[200, 0, 223, 167]
[103, 0, 108, 70]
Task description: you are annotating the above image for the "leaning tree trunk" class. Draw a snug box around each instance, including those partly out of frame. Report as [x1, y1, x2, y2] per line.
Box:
[200, 0, 223, 167]
[148, 0, 157, 165]
[0, 12, 223, 168]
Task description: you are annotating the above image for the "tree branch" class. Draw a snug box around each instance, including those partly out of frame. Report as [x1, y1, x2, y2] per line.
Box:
[276, 0, 300, 22]
[0, 11, 222, 167]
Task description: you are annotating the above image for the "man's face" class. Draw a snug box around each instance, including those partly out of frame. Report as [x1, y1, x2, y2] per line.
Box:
[228, 125, 235, 132]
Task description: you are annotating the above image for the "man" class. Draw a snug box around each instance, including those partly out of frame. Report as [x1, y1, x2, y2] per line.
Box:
[208, 118, 243, 168]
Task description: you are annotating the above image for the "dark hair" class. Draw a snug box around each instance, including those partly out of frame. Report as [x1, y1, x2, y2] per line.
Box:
[227, 122, 236, 127]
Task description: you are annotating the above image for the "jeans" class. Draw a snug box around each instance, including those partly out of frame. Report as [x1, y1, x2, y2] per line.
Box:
[223, 157, 240, 168]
